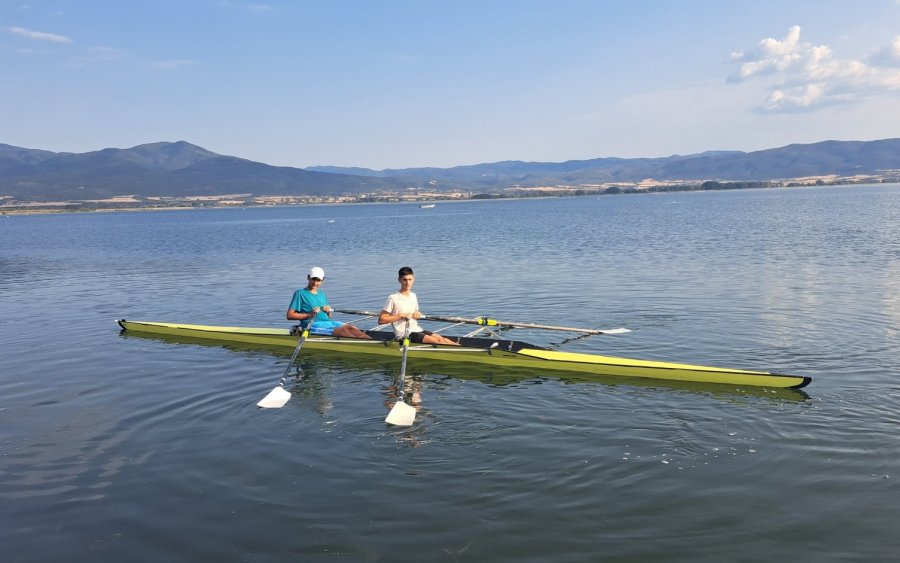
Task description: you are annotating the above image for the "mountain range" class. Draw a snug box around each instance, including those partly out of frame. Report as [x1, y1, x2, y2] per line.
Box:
[2, 138, 900, 202]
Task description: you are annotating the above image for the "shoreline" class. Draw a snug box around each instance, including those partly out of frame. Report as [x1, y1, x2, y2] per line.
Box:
[2, 179, 897, 217]
[1, 206, 200, 216]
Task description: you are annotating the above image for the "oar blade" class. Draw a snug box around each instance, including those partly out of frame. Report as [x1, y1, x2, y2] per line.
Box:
[385, 400, 416, 426]
[600, 328, 631, 334]
[257, 386, 291, 409]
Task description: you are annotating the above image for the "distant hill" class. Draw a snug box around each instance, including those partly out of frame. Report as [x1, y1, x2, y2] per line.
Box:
[2, 138, 900, 202]
[0, 141, 410, 201]
[309, 139, 900, 188]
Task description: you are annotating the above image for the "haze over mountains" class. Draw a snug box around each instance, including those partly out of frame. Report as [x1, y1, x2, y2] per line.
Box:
[2, 138, 900, 202]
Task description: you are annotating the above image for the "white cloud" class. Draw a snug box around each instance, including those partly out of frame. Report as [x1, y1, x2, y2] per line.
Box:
[728, 25, 900, 112]
[764, 84, 827, 112]
[868, 36, 900, 68]
[8, 26, 71, 43]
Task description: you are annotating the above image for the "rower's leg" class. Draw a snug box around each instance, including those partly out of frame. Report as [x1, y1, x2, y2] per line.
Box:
[333, 324, 373, 339]
[423, 333, 461, 346]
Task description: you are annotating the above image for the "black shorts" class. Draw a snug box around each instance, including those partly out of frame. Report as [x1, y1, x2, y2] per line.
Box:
[405, 330, 434, 344]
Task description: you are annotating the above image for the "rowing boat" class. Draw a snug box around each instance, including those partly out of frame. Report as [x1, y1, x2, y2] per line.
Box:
[116, 317, 811, 389]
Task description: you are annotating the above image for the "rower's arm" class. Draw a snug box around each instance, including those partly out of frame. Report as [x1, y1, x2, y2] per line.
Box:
[379, 310, 416, 324]
[287, 308, 320, 321]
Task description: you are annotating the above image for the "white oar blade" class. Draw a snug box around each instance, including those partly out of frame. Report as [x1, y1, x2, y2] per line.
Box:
[257, 386, 291, 409]
[385, 400, 416, 426]
[600, 328, 631, 334]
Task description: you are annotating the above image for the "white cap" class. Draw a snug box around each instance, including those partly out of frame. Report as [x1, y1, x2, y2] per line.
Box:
[308, 266, 325, 279]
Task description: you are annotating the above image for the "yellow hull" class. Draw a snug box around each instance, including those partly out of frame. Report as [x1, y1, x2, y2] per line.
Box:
[117, 320, 811, 389]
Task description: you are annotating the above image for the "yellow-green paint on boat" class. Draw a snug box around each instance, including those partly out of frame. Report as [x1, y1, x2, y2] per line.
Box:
[117, 320, 811, 389]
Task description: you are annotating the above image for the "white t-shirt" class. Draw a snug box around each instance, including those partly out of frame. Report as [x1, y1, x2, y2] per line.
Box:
[383, 291, 422, 338]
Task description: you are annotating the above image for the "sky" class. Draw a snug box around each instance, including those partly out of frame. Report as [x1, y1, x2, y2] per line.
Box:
[3, 0, 900, 169]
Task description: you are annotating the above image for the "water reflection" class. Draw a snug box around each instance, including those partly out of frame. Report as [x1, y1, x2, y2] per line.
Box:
[283, 362, 334, 416]
[117, 329, 811, 404]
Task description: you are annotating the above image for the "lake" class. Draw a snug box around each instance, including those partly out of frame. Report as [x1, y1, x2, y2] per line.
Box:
[2, 185, 899, 562]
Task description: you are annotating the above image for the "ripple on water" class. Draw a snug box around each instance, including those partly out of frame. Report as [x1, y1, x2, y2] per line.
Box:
[4, 192, 900, 561]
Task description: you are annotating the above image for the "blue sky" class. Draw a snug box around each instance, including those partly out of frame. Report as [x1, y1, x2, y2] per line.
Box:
[3, 1, 900, 169]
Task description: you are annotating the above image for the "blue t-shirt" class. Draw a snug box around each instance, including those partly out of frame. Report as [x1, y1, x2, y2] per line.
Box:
[289, 289, 330, 328]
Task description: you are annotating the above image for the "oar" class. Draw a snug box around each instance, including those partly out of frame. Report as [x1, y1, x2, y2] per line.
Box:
[334, 309, 629, 335]
[385, 324, 416, 426]
[257, 311, 317, 408]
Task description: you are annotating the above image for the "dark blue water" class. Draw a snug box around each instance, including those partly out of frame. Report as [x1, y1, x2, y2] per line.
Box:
[2, 185, 899, 561]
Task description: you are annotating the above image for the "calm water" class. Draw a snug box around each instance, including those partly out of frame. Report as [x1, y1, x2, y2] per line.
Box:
[2, 185, 899, 562]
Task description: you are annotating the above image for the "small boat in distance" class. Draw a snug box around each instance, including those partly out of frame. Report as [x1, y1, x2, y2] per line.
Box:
[419, 203, 436, 208]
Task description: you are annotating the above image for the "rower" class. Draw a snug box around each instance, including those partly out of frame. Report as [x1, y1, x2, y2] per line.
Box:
[378, 266, 460, 346]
